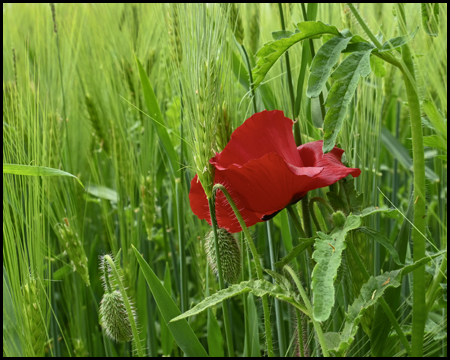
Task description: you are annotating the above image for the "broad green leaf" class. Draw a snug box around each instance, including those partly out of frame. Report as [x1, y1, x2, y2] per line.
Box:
[252, 21, 340, 89]
[342, 42, 375, 53]
[307, 35, 352, 98]
[370, 54, 386, 77]
[422, 99, 447, 137]
[421, 3, 440, 37]
[131, 245, 208, 357]
[322, 49, 372, 153]
[171, 279, 301, 323]
[380, 27, 419, 52]
[333, 251, 446, 355]
[423, 135, 447, 151]
[357, 227, 403, 266]
[136, 57, 178, 176]
[311, 215, 361, 321]
[275, 238, 315, 268]
[86, 184, 119, 202]
[381, 126, 439, 182]
[324, 332, 341, 351]
[3, 266, 23, 357]
[3, 164, 83, 188]
[272, 30, 293, 40]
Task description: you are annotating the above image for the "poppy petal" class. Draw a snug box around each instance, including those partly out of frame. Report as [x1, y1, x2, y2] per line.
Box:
[189, 174, 263, 233]
[211, 110, 304, 169]
[216, 152, 323, 215]
[297, 140, 361, 191]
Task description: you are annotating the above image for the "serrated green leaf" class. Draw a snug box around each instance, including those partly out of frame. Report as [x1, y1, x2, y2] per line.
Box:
[357, 227, 403, 266]
[86, 184, 119, 202]
[342, 41, 375, 54]
[381, 126, 440, 182]
[380, 27, 419, 52]
[370, 54, 386, 77]
[252, 21, 340, 89]
[311, 215, 361, 321]
[131, 246, 208, 357]
[3, 164, 84, 188]
[136, 57, 178, 177]
[421, 3, 440, 37]
[423, 135, 447, 151]
[274, 238, 315, 268]
[307, 35, 353, 98]
[333, 251, 446, 355]
[322, 49, 373, 153]
[272, 30, 293, 40]
[170, 279, 301, 323]
[422, 99, 447, 137]
[264, 269, 292, 292]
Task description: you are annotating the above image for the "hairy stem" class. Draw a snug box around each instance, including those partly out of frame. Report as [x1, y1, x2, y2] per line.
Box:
[347, 3, 383, 49]
[213, 184, 274, 357]
[208, 196, 235, 357]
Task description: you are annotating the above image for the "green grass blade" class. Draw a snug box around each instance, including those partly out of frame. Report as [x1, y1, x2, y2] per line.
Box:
[274, 238, 315, 268]
[380, 27, 419, 52]
[3, 164, 83, 188]
[311, 215, 361, 322]
[161, 263, 174, 356]
[252, 21, 340, 89]
[3, 267, 23, 357]
[131, 245, 208, 357]
[356, 227, 402, 266]
[422, 99, 447, 137]
[322, 49, 372, 153]
[135, 57, 178, 176]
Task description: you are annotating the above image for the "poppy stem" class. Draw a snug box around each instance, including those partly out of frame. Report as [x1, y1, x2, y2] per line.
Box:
[286, 205, 307, 239]
[213, 184, 274, 357]
[208, 196, 235, 357]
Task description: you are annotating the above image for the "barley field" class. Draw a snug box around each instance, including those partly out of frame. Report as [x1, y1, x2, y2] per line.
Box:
[3, 3, 447, 357]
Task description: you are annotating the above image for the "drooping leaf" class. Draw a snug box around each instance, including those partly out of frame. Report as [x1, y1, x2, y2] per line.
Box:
[311, 215, 362, 321]
[423, 135, 447, 151]
[322, 49, 373, 153]
[380, 27, 419, 52]
[332, 251, 446, 355]
[170, 279, 302, 323]
[3, 164, 84, 188]
[421, 3, 440, 37]
[275, 238, 315, 268]
[357, 227, 403, 266]
[131, 245, 208, 357]
[359, 206, 398, 218]
[307, 35, 353, 98]
[381, 126, 439, 182]
[86, 184, 119, 202]
[252, 21, 340, 89]
[136, 57, 178, 177]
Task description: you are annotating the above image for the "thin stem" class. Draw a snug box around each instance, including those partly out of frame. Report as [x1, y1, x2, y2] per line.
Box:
[284, 265, 330, 357]
[267, 221, 286, 356]
[104, 255, 144, 357]
[347, 3, 383, 49]
[208, 196, 235, 357]
[397, 4, 427, 356]
[176, 181, 187, 314]
[286, 205, 307, 238]
[295, 309, 305, 357]
[241, 44, 257, 114]
[346, 241, 412, 355]
[213, 184, 274, 357]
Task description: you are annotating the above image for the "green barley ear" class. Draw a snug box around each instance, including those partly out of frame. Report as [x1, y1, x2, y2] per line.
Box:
[85, 94, 109, 155]
[57, 219, 90, 286]
[248, 4, 260, 55]
[22, 279, 45, 357]
[99, 254, 136, 343]
[141, 174, 155, 240]
[166, 3, 182, 66]
[216, 101, 232, 152]
[205, 228, 241, 284]
[222, 3, 244, 45]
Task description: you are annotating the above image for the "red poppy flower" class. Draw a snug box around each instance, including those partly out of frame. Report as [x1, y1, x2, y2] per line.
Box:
[189, 110, 361, 233]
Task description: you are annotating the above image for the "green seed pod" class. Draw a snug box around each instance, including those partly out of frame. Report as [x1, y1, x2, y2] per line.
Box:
[99, 290, 134, 342]
[205, 228, 241, 284]
[331, 211, 346, 228]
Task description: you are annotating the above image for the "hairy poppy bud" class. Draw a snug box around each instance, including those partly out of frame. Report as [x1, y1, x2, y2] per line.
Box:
[205, 228, 241, 284]
[99, 290, 133, 342]
[331, 211, 346, 228]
